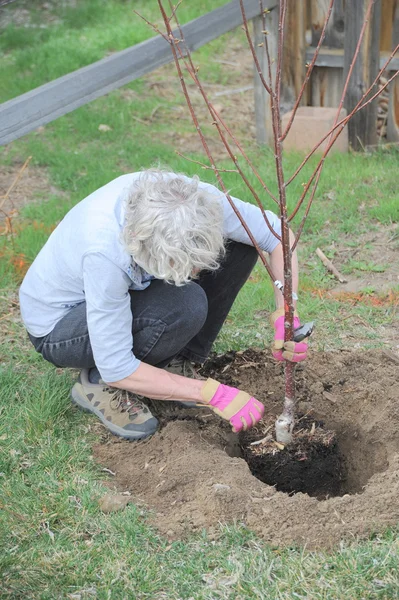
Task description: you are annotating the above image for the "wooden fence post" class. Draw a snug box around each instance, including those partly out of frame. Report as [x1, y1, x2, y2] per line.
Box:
[311, 0, 345, 107]
[253, 1, 306, 146]
[253, 7, 279, 145]
[387, 0, 399, 140]
[282, 0, 307, 110]
[344, 0, 382, 149]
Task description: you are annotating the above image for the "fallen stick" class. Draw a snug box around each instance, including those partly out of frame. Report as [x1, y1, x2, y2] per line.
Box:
[381, 349, 399, 365]
[316, 248, 347, 283]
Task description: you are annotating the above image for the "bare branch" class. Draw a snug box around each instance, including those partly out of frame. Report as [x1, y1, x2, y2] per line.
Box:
[165, 0, 280, 238]
[275, 0, 288, 116]
[239, 0, 272, 94]
[280, 0, 335, 142]
[207, 103, 279, 205]
[134, 10, 170, 42]
[332, 0, 376, 132]
[157, 0, 277, 279]
[175, 151, 239, 173]
[287, 58, 398, 189]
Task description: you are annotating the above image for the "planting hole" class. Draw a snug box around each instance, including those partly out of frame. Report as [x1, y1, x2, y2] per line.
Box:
[240, 417, 346, 498]
[95, 349, 399, 548]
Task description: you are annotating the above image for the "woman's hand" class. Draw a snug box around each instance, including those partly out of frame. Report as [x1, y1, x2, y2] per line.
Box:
[270, 308, 308, 363]
[200, 378, 264, 432]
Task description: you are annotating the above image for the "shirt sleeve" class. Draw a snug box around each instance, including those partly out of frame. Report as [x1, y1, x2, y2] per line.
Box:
[198, 181, 282, 254]
[82, 252, 141, 382]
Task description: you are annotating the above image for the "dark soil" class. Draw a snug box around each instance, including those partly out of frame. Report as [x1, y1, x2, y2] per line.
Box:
[241, 415, 344, 499]
[93, 349, 399, 549]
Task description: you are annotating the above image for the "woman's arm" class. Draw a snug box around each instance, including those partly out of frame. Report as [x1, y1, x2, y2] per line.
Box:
[269, 229, 299, 309]
[107, 361, 205, 402]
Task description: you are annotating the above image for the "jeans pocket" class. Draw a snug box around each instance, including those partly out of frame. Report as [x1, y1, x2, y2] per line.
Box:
[132, 317, 166, 361]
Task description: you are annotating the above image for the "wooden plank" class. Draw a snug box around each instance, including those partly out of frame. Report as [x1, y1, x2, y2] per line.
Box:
[311, 0, 345, 48]
[305, 47, 399, 70]
[282, 0, 307, 109]
[0, 0, 277, 146]
[311, 67, 343, 106]
[344, 0, 382, 149]
[380, 0, 396, 51]
[310, 0, 344, 107]
[387, 0, 399, 140]
[253, 7, 279, 145]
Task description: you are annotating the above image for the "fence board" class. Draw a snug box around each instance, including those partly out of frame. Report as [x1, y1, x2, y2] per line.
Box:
[305, 47, 399, 70]
[0, 0, 277, 146]
[344, 0, 382, 149]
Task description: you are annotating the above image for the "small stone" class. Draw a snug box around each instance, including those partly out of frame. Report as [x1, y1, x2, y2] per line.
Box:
[98, 493, 131, 513]
[212, 483, 231, 494]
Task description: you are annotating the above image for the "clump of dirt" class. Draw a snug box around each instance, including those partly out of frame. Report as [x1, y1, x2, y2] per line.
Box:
[93, 349, 399, 549]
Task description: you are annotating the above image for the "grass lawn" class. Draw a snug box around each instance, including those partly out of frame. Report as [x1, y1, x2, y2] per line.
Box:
[1, 1, 399, 598]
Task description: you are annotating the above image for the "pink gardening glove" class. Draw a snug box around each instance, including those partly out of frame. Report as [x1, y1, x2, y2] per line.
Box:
[200, 378, 264, 433]
[270, 308, 308, 363]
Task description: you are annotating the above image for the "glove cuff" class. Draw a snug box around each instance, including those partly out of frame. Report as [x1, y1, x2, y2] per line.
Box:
[200, 378, 220, 404]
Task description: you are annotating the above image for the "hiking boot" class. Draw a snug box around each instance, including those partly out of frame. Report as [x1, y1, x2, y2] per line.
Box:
[165, 355, 201, 379]
[164, 355, 205, 408]
[71, 369, 159, 440]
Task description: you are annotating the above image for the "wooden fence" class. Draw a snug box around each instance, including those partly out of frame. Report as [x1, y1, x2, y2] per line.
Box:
[0, 0, 397, 149]
[0, 0, 276, 147]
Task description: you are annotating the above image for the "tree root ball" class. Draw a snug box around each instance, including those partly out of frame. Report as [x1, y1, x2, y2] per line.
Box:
[241, 415, 346, 498]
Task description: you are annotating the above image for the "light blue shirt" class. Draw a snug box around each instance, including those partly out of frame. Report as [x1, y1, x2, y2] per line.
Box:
[19, 173, 281, 382]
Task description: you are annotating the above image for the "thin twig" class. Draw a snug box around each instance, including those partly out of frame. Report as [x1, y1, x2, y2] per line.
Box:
[280, 0, 335, 142]
[165, 1, 280, 239]
[156, 1, 277, 279]
[290, 0, 377, 242]
[316, 248, 347, 283]
[0, 156, 32, 212]
[207, 103, 279, 205]
[286, 55, 399, 195]
[239, 0, 272, 95]
[0, 312, 13, 323]
[275, 0, 287, 120]
[175, 152, 239, 173]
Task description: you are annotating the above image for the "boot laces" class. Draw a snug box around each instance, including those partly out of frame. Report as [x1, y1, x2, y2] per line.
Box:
[167, 356, 200, 379]
[103, 387, 147, 415]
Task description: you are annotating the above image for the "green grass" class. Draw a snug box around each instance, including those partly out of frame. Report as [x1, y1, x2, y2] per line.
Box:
[1, 1, 399, 598]
[2, 360, 399, 599]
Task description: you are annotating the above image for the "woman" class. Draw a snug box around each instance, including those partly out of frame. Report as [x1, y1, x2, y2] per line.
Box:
[19, 169, 307, 440]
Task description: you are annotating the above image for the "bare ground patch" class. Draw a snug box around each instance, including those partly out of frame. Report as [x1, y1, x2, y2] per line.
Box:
[94, 349, 399, 550]
[0, 161, 60, 224]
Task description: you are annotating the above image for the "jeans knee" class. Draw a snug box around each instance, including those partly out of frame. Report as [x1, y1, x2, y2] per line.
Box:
[182, 283, 208, 334]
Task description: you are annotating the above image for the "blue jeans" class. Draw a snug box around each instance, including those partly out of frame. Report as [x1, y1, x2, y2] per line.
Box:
[28, 241, 258, 370]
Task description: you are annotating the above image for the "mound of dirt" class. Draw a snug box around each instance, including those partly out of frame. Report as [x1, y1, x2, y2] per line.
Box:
[93, 349, 399, 549]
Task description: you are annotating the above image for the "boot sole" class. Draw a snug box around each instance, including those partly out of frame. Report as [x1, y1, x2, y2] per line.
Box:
[70, 386, 158, 441]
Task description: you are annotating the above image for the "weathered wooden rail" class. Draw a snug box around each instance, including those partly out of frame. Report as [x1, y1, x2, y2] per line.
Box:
[0, 0, 397, 149]
[0, 0, 277, 147]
